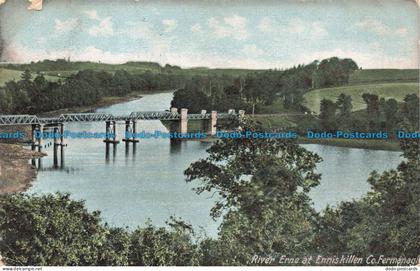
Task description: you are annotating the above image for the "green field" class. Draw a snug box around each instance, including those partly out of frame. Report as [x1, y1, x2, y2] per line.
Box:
[304, 82, 419, 113]
[349, 69, 418, 85]
[0, 68, 58, 86]
[0, 68, 24, 86]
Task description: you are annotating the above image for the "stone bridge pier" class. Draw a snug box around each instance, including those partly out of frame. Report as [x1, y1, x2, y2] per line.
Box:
[169, 108, 219, 135]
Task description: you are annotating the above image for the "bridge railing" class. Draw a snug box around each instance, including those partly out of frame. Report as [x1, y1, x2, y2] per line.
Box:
[0, 115, 40, 125]
[0, 110, 241, 125]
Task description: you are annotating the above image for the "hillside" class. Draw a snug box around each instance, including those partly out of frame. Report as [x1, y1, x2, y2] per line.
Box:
[0, 61, 260, 78]
[0, 68, 58, 86]
[349, 69, 418, 85]
[304, 82, 419, 113]
[0, 68, 24, 86]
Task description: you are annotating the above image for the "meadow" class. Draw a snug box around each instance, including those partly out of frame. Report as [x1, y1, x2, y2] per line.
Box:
[0, 68, 58, 86]
[304, 82, 419, 113]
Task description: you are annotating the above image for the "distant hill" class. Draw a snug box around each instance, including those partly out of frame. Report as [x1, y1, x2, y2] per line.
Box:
[349, 69, 419, 85]
[0, 61, 162, 75]
[304, 82, 419, 113]
[0, 60, 261, 78]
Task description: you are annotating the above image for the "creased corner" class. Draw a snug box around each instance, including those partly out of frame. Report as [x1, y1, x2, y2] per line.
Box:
[28, 0, 43, 10]
[0, 0, 43, 10]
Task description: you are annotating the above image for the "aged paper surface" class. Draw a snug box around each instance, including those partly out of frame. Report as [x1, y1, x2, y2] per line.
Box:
[0, 0, 43, 10]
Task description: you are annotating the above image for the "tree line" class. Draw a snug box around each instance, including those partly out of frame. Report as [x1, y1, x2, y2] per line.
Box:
[1, 118, 418, 266]
[317, 93, 419, 134]
[0, 69, 185, 114]
[0, 57, 358, 115]
[171, 57, 359, 114]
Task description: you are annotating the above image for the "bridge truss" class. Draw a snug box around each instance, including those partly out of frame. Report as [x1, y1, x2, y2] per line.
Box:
[0, 111, 239, 126]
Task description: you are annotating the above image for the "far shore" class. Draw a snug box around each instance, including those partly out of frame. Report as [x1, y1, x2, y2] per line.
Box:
[0, 91, 149, 194]
[194, 134, 402, 152]
[38, 91, 145, 117]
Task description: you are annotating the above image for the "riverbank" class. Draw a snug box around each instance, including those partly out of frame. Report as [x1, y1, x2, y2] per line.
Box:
[0, 91, 150, 194]
[298, 137, 401, 151]
[0, 143, 45, 193]
[39, 91, 145, 117]
[196, 135, 400, 151]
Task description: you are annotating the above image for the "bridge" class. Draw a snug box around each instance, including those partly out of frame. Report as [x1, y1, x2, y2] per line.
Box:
[0, 110, 240, 125]
[0, 108, 245, 169]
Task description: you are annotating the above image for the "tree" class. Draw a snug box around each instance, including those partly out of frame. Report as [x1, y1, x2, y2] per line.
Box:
[0, 87, 12, 113]
[243, 75, 261, 115]
[129, 218, 199, 266]
[0, 193, 129, 266]
[20, 69, 32, 83]
[185, 119, 322, 264]
[317, 57, 358, 87]
[383, 98, 399, 130]
[111, 70, 132, 96]
[314, 137, 420, 261]
[362, 93, 379, 115]
[319, 98, 337, 131]
[171, 88, 210, 113]
[402, 94, 419, 129]
[336, 93, 353, 116]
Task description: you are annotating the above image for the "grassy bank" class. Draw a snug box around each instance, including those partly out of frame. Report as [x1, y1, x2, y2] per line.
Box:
[349, 69, 419, 85]
[0, 68, 58, 86]
[304, 82, 419, 113]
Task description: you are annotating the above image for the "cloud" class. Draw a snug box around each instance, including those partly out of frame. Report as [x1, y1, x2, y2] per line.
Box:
[85, 10, 114, 37]
[162, 19, 177, 33]
[123, 22, 171, 61]
[395, 27, 408, 36]
[258, 17, 327, 39]
[54, 18, 80, 33]
[353, 18, 408, 37]
[288, 18, 306, 34]
[207, 15, 249, 40]
[85, 10, 100, 20]
[191, 23, 203, 33]
[241, 44, 264, 57]
[311, 22, 328, 39]
[88, 17, 113, 37]
[257, 17, 272, 32]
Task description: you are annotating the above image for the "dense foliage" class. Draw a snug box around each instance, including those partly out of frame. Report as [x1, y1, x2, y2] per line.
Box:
[317, 93, 419, 134]
[171, 57, 359, 114]
[0, 194, 200, 266]
[0, 57, 359, 115]
[0, 69, 184, 114]
[185, 119, 322, 264]
[1, 118, 418, 266]
[314, 136, 420, 259]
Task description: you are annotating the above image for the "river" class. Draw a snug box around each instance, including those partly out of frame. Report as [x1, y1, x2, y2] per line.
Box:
[28, 92, 403, 236]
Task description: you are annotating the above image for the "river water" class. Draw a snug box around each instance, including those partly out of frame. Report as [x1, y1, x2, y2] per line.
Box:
[28, 92, 403, 236]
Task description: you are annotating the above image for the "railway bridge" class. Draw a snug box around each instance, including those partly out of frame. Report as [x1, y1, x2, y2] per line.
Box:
[0, 108, 245, 168]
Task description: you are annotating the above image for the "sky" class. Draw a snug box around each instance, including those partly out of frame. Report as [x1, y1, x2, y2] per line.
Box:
[0, 0, 418, 69]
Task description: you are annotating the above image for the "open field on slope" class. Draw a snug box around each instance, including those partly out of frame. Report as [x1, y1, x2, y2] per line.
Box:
[304, 82, 419, 113]
[0, 68, 58, 86]
[349, 69, 418, 85]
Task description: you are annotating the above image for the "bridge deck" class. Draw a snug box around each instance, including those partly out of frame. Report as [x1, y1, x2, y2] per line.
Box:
[0, 111, 238, 125]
